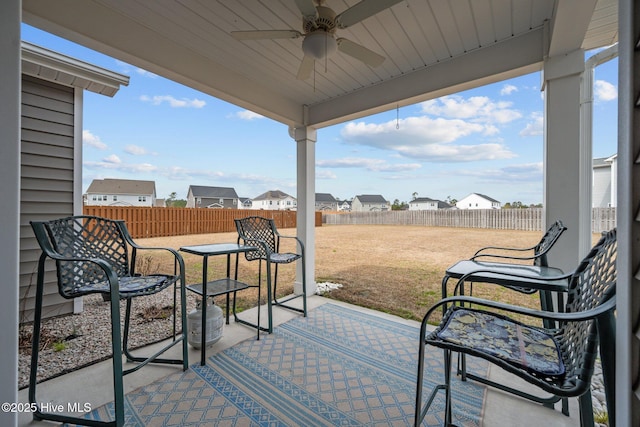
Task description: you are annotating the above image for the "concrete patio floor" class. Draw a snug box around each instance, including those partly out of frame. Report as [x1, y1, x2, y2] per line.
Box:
[18, 295, 582, 426]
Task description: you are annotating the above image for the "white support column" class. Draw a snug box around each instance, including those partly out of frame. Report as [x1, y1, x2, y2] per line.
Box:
[292, 126, 317, 295]
[542, 49, 586, 271]
[0, 1, 21, 426]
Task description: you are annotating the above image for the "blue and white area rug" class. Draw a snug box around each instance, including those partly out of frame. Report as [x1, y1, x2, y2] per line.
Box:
[79, 303, 487, 426]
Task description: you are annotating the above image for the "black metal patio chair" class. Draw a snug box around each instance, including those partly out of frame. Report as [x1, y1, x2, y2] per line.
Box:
[235, 216, 307, 334]
[442, 220, 567, 318]
[415, 228, 616, 427]
[29, 215, 189, 427]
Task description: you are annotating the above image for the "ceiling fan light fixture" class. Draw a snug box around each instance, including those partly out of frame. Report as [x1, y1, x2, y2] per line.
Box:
[302, 31, 337, 60]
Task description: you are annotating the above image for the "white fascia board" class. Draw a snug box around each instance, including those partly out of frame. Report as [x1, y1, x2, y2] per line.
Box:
[307, 28, 544, 128]
[21, 41, 129, 97]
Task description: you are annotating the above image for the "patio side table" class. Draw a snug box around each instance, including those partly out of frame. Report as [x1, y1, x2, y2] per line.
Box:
[180, 243, 257, 366]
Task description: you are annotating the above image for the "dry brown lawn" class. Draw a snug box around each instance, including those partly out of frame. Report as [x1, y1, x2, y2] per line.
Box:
[139, 224, 590, 322]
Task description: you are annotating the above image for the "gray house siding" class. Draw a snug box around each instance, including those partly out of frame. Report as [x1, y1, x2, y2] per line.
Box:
[19, 75, 75, 322]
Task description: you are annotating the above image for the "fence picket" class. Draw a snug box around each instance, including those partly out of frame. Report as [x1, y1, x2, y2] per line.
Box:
[323, 208, 615, 232]
[82, 207, 322, 239]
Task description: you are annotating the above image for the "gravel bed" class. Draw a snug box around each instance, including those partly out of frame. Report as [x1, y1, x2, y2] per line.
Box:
[18, 289, 199, 390]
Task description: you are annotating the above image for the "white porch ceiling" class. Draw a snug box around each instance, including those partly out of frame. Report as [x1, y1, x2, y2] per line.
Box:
[22, 0, 618, 128]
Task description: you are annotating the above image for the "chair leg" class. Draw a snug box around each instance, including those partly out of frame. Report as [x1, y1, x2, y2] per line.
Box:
[270, 260, 307, 316]
[578, 389, 595, 427]
[444, 349, 454, 427]
[30, 257, 125, 427]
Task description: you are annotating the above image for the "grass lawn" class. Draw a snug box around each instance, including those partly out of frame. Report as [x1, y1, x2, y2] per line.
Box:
[138, 224, 582, 322]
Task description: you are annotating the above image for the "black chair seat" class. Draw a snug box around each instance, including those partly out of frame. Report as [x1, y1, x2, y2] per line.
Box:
[73, 274, 179, 297]
[434, 306, 565, 378]
[269, 252, 301, 264]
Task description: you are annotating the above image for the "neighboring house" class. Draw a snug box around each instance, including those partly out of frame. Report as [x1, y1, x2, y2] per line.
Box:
[239, 197, 252, 209]
[593, 154, 617, 208]
[19, 41, 129, 321]
[155, 198, 166, 207]
[250, 190, 297, 210]
[85, 178, 156, 207]
[351, 195, 390, 212]
[456, 193, 501, 209]
[186, 185, 240, 208]
[315, 193, 338, 211]
[409, 197, 454, 211]
[337, 199, 352, 212]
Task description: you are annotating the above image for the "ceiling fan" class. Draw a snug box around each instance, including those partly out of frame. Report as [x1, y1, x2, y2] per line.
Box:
[231, 0, 404, 80]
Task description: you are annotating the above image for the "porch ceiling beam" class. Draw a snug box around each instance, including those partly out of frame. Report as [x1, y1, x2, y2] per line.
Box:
[22, 0, 304, 127]
[548, 0, 599, 56]
[306, 28, 544, 128]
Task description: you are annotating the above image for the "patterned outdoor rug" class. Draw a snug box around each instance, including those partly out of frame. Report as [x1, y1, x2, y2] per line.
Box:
[78, 303, 487, 426]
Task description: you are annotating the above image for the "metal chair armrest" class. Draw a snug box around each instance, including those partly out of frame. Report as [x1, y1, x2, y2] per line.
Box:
[277, 234, 305, 254]
[422, 294, 616, 332]
[455, 268, 571, 293]
[473, 244, 537, 257]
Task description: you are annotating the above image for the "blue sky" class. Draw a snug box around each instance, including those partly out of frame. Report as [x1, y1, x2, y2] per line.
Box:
[22, 24, 618, 206]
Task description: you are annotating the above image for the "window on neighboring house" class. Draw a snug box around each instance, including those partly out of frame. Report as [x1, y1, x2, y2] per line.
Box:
[113, 195, 118, 201]
[219, 198, 224, 204]
[233, 199, 237, 205]
[92, 195, 97, 201]
[139, 196, 147, 202]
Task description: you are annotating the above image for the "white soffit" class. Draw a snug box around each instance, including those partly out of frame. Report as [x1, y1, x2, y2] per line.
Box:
[21, 41, 129, 97]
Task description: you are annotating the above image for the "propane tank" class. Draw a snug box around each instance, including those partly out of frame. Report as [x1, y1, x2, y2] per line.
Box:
[187, 298, 224, 349]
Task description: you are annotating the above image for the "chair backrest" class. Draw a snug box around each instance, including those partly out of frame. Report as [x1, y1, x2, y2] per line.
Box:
[31, 216, 130, 298]
[533, 220, 567, 266]
[234, 216, 277, 261]
[559, 228, 616, 390]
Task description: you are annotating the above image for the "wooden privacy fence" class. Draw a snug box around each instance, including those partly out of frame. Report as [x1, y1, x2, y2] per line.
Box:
[323, 207, 617, 233]
[83, 207, 322, 239]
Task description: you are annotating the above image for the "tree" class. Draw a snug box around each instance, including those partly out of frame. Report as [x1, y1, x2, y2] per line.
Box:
[412, 192, 418, 200]
[166, 192, 187, 208]
[391, 199, 408, 210]
[445, 196, 457, 205]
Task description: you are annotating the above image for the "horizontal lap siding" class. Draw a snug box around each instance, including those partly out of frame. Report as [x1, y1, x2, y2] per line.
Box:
[19, 76, 75, 323]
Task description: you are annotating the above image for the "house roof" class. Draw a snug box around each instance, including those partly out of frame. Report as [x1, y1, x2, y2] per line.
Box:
[412, 197, 438, 203]
[253, 190, 294, 201]
[188, 185, 239, 199]
[21, 41, 129, 97]
[593, 154, 617, 168]
[461, 193, 501, 204]
[355, 194, 388, 203]
[86, 178, 156, 196]
[315, 193, 336, 203]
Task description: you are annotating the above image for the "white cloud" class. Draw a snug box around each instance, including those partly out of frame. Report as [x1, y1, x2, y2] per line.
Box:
[124, 145, 150, 155]
[316, 170, 337, 179]
[500, 84, 518, 95]
[420, 95, 522, 124]
[83, 130, 108, 150]
[519, 112, 544, 137]
[103, 154, 121, 164]
[317, 157, 421, 172]
[115, 60, 157, 78]
[456, 162, 543, 183]
[341, 116, 515, 162]
[140, 95, 206, 108]
[232, 110, 265, 120]
[594, 80, 617, 102]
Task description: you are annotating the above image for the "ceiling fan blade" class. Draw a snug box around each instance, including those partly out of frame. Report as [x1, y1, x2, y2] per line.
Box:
[297, 55, 314, 80]
[231, 30, 302, 40]
[294, 0, 318, 19]
[335, 0, 405, 28]
[337, 38, 385, 67]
